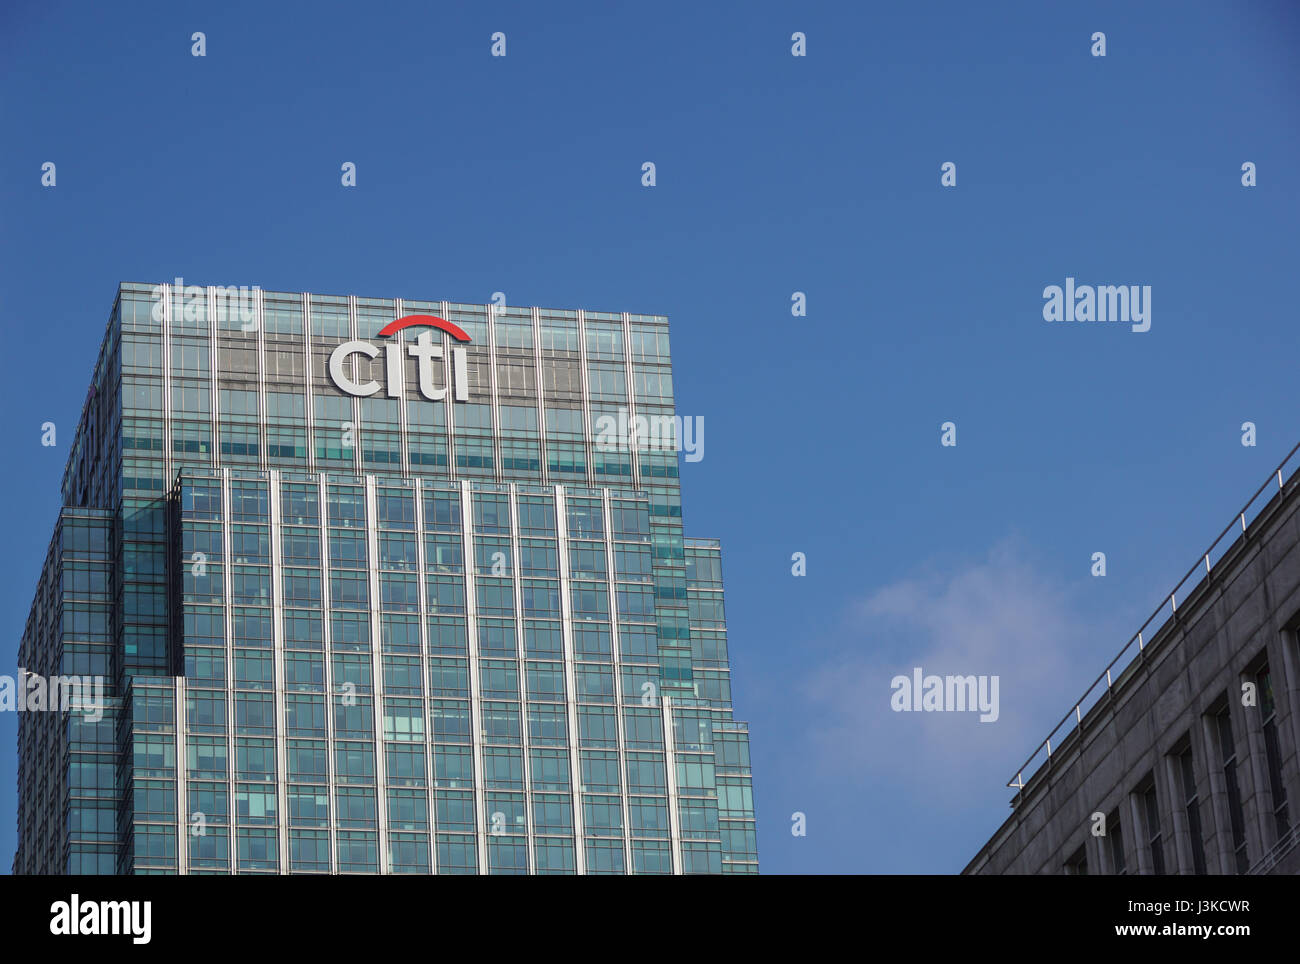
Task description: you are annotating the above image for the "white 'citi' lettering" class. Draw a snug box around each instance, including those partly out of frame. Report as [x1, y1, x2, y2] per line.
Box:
[328, 331, 469, 401]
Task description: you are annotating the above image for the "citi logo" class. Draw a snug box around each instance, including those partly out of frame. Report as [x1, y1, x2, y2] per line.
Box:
[329, 315, 471, 402]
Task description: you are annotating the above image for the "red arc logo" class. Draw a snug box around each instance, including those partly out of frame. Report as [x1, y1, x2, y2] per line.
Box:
[377, 314, 471, 342]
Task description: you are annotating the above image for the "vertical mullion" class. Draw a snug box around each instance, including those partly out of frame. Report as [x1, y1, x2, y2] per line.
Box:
[395, 299, 411, 478]
[413, 478, 437, 873]
[576, 312, 593, 488]
[349, 296, 361, 476]
[254, 288, 267, 472]
[304, 293, 316, 472]
[509, 484, 535, 873]
[602, 490, 634, 873]
[175, 677, 188, 874]
[662, 693, 682, 875]
[555, 485, 587, 872]
[532, 307, 547, 487]
[269, 470, 289, 872]
[319, 475, 339, 874]
[364, 476, 390, 872]
[461, 480, 488, 873]
[220, 468, 236, 874]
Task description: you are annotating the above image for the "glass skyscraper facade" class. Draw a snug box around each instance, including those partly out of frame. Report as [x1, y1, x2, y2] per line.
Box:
[14, 282, 757, 874]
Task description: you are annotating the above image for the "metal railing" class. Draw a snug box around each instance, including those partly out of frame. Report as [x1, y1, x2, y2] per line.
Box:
[1008, 439, 1300, 795]
[1247, 822, 1300, 875]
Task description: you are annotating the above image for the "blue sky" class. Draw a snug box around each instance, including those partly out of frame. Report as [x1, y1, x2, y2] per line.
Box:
[1, 0, 1298, 873]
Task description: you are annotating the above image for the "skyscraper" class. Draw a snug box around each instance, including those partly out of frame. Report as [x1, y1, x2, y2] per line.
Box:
[14, 282, 757, 875]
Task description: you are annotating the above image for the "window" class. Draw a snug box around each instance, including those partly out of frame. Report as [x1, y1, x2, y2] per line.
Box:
[282, 485, 319, 525]
[1257, 665, 1290, 839]
[540, 317, 578, 353]
[289, 830, 329, 872]
[530, 794, 573, 837]
[517, 498, 555, 536]
[1141, 781, 1166, 874]
[377, 490, 415, 529]
[436, 834, 477, 874]
[1176, 745, 1208, 875]
[1107, 810, 1126, 874]
[424, 490, 460, 531]
[1214, 704, 1250, 873]
[567, 500, 603, 538]
[473, 493, 510, 533]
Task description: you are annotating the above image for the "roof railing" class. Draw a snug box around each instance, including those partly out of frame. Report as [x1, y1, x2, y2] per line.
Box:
[1008, 439, 1300, 795]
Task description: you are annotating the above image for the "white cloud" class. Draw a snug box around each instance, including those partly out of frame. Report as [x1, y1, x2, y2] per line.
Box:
[798, 537, 1109, 803]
